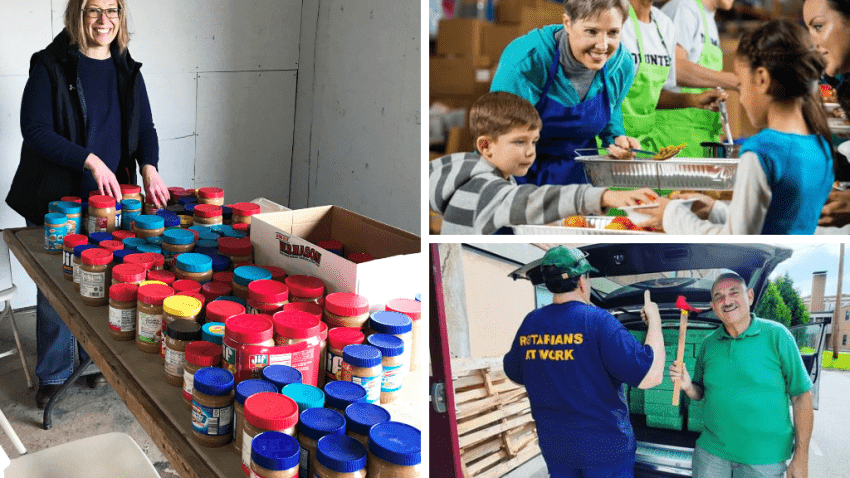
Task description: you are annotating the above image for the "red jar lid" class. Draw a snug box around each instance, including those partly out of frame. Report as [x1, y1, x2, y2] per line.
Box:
[225, 314, 274, 343]
[111, 230, 135, 241]
[261, 266, 287, 282]
[174, 190, 194, 200]
[284, 275, 324, 298]
[318, 240, 343, 251]
[218, 237, 253, 256]
[325, 292, 369, 317]
[167, 186, 185, 196]
[197, 187, 224, 199]
[193, 204, 222, 218]
[282, 302, 322, 321]
[177, 291, 206, 307]
[213, 271, 234, 284]
[81, 248, 113, 265]
[141, 252, 165, 268]
[272, 310, 321, 339]
[99, 240, 124, 252]
[61, 196, 82, 203]
[112, 264, 146, 283]
[63, 234, 89, 249]
[248, 280, 289, 304]
[89, 195, 116, 209]
[230, 202, 261, 216]
[125, 253, 156, 270]
[244, 392, 299, 430]
[232, 223, 249, 233]
[347, 252, 374, 264]
[201, 281, 232, 302]
[206, 300, 245, 323]
[327, 327, 365, 351]
[173, 279, 202, 294]
[109, 283, 139, 302]
[147, 270, 175, 285]
[386, 298, 421, 321]
[185, 341, 222, 366]
[137, 284, 174, 305]
[120, 184, 141, 195]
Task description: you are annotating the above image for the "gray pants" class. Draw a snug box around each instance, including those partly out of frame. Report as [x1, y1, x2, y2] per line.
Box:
[692, 445, 787, 478]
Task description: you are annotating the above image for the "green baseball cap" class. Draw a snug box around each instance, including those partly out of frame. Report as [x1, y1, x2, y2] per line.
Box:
[540, 246, 599, 278]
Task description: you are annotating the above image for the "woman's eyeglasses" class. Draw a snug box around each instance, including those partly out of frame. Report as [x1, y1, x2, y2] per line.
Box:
[82, 7, 122, 19]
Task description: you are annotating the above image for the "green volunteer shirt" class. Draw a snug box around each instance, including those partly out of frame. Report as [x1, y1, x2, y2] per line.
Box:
[692, 315, 812, 464]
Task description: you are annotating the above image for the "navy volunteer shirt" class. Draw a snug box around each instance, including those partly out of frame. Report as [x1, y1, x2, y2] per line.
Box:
[503, 301, 654, 470]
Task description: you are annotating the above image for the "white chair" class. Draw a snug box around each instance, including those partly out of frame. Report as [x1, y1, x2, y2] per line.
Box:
[2, 432, 159, 478]
[0, 233, 32, 389]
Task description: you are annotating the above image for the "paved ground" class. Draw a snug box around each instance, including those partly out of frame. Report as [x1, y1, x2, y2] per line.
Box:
[0, 308, 179, 477]
[500, 369, 850, 477]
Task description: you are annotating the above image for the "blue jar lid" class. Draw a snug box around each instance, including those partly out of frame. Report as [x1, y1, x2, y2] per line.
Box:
[122, 199, 141, 210]
[193, 367, 234, 396]
[209, 253, 231, 272]
[323, 381, 368, 410]
[48, 201, 61, 213]
[193, 246, 219, 257]
[44, 212, 67, 226]
[201, 322, 225, 345]
[345, 403, 392, 437]
[299, 407, 345, 442]
[160, 214, 180, 227]
[235, 379, 279, 405]
[133, 215, 164, 230]
[123, 237, 147, 250]
[189, 225, 210, 235]
[261, 365, 302, 390]
[178, 196, 198, 206]
[316, 435, 367, 473]
[73, 244, 98, 258]
[281, 383, 325, 412]
[209, 224, 230, 236]
[213, 295, 247, 306]
[115, 202, 122, 211]
[163, 229, 195, 246]
[145, 236, 164, 245]
[342, 344, 382, 368]
[136, 244, 161, 254]
[176, 253, 213, 273]
[113, 249, 135, 264]
[251, 431, 300, 472]
[224, 229, 247, 239]
[368, 422, 421, 466]
[198, 232, 219, 242]
[369, 311, 412, 335]
[184, 203, 197, 213]
[233, 266, 272, 286]
[221, 206, 232, 219]
[156, 209, 177, 218]
[55, 201, 81, 214]
[366, 334, 404, 358]
[88, 232, 113, 244]
[415, 293, 420, 302]
[197, 239, 218, 249]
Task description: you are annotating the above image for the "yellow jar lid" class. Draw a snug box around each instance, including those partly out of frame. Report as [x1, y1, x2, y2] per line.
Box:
[180, 215, 193, 227]
[163, 295, 203, 317]
[139, 280, 168, 287]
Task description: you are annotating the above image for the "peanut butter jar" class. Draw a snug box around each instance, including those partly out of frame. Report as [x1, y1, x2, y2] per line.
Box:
[120, 184, 143, 203]
[63, 235, 88, 281]
[326, 328, 364, 383]
[284, 275, 325, 303]
[193, 204, 223, 226]
[80, 248, 113, 307]
[192, 367, 235, 448]
[230, 202, 260, 226]
[73, 245, 99, 292]
[131, 214, 165, 239]
[161, 295, 203, 357]
[164, 320, 202, 386]
[109, 283, 139, 341]
[183, 341, 222, 406]
[249, 431, 300, 478]
[365, 334, 405, 404]
[232, 266, 272, 301]
[241, 392, 299, 475]
[233, 379, 278, 452]
[175, 253, 213, 284]
[323, 381, 367, 415]
[162, 229, 196, 269]
[261, 364, 302, 391]
[368, 311, 413, 374]
[297, 407, 346, 478]
[315, 434, 367, 478]
[344, 402, 391, 449]
[219, 237, 254, 267]
[136, 284, 175, 354]
[324, 293, 370, 329]
[367, 422, 421, 477]
[341, 345, 382, 404]
[112, 263, 146, 286]
[247, 279, 289, 315]
[197, 187, 225, 206]
[386, 298, 421, 372]
[88, 195, 116, 233]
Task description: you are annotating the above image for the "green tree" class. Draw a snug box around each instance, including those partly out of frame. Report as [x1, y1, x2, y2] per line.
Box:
[755, 282, 792, 328]
[774, 272, 811, 327]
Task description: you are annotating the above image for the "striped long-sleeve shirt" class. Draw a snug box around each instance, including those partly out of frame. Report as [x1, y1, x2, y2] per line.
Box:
[429, 153, 607, 234]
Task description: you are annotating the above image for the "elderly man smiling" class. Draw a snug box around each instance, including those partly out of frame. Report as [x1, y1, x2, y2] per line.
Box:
[670, 272, 813, 478]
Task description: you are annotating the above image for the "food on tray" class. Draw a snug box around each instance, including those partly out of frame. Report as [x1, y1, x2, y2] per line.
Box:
[563, 215, 588, 228]
[605, 222, 628, 230]
[653, 144, 688, 160]
[831, 107, 847, 120]
[821, 84, 837, 103]
[611, 216, 635, 228]
[670, 190, 733, 201]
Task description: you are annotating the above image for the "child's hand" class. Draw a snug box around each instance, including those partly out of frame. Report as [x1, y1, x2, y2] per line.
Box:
[669, 192, 715, 219]
[607, 136, 639, 159]
[636, 196, 670, 230]
[601, 188, 658, 209]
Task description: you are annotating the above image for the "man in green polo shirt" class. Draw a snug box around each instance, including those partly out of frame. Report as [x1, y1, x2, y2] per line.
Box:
[669, 272, 813, 478]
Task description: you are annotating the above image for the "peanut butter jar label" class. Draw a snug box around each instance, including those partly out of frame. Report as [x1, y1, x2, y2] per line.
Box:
[88, 215, 108, 233]
[299, 445, 310, 477]
[382, 363, 404, 393]
[63, 250, 74, 276]
[183, 370, 195, 401]
[138, 312, 163, 343]
[351, 374, 381, 404]
[326, 350, 345, 381]
[80, 271, 106, 298]
[109, 307, 135, 332]
[192, 402, 232, 436]
[165, 348, 186, 376]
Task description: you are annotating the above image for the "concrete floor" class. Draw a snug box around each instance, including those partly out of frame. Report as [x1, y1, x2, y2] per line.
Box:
[0, 308, 179, 478]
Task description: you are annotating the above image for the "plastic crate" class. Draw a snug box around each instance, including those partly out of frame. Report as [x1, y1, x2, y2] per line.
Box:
[644, 402, 682, 417]
[646, 414, 684, 430]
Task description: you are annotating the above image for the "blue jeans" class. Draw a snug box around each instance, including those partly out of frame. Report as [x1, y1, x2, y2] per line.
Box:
[551, 454, 635, 478]
[27, 220, 91, 385]
[692, 445, 787, 478]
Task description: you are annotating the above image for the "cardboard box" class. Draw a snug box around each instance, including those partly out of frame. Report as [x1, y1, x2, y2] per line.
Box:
[436, 18, 492, 68]
[498, 0, 563, 28]
[430, 56, 493, 96]
[250, 206, 420, 312]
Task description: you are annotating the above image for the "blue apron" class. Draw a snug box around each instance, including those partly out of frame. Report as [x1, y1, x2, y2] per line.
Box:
[517, 42, 611, 186]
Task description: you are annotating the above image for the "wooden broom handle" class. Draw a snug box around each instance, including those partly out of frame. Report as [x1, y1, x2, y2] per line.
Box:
[672, 309, 688, 406]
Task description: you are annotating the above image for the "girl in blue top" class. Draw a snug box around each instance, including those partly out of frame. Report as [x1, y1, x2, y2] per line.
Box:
[490, 0, 639, 186]
[642, 20, 834, 234]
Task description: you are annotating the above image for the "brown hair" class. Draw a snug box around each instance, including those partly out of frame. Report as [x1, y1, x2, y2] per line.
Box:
[562, 0, 628, 22]
[64, 0, 130, 54]
[736, 20, 832, 161]
[469, 92, 542, 145]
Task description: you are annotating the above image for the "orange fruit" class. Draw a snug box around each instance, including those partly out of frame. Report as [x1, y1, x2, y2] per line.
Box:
[605, 222, 628, 230]
[563, 215, 587, 227]
[611, 216, 634, 228]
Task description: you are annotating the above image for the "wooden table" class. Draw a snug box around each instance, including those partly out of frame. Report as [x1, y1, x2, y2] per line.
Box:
[5, 226, 422, 478]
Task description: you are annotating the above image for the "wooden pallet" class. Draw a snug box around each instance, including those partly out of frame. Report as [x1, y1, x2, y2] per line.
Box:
[452, 358, 541, 478]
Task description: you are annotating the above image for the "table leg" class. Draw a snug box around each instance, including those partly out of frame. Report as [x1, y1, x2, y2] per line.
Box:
[43, 357, 93, 430]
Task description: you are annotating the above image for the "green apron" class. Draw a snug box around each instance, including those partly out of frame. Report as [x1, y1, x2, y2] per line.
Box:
[653, 0, 722, 158]
[621, 5, 672, 153]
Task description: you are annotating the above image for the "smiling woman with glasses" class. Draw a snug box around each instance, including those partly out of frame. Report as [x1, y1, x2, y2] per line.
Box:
[6, 0, 170, 408]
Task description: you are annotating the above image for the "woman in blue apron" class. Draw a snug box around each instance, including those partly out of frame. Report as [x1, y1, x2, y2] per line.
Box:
[490, 0, 639, 186]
